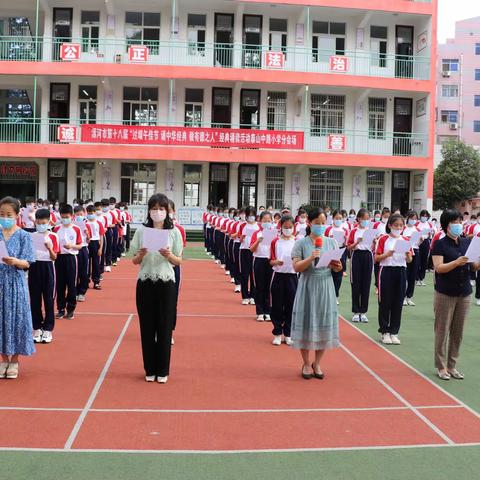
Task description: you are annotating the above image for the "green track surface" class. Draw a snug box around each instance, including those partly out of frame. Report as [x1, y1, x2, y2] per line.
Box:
[2, 249, 480, 480]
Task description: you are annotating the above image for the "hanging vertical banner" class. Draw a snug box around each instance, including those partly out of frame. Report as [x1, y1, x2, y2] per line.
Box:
[165, 168, 175, 192]
[102, 164, 111, 191]
[352, 175, 361, 198]
[291, 173, 301, 196]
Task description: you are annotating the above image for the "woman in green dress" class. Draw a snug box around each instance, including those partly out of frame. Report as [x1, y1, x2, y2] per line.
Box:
[291, 207, 343, 380]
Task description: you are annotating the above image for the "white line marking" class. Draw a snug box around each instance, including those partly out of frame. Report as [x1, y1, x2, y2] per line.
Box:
[340, 343, 455, 445]
[63, 314, 134, 450]
[340, 317, 480, 419]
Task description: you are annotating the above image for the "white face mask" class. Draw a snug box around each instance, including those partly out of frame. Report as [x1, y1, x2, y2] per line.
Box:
[299, 218, 306, 224]
[391, 228, 403, 238]
[282, 227, 294, 237]
[150, 209, 167, 223]
[247, 216, 256, 223]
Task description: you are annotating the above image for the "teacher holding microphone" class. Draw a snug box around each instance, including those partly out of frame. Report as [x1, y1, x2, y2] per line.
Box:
[130, 193, 183, 384]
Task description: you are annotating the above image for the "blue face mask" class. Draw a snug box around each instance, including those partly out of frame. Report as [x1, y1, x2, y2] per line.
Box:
[360, 220, 370, 228]
[234, 216, 239, 221]
[61, 217, 72, 225]
[87, 214, 96, 221]
[420, 216, 428, 223]
[102, 207, 109, 213]
[449, 224, 463, 237]
[408, 219, 416, 226]
[75, 216, 84, 222]
[311, 224, 326, 236]
[262, 222, 273, 230]
[334, 219, 343, 227]
[36, 223, 49, 233]
[0, 217, 16, 230]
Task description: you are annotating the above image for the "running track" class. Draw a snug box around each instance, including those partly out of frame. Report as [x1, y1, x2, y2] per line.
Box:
[1, 257, 480, 453]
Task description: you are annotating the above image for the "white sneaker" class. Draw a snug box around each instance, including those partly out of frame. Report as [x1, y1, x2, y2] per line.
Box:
[470, 280, 476, 287]
[407, 298, 416, 306]
[415, 281, 421, 287]
[145, 375, 155, 382]
[256, 314, 265, 322]
[403, 298, 408, 306]
[272, 335, 282, 346]
[420, 281, 427, 286]
[215, 259, 220, 264]
[230, 278, 235, 283]
[336, 298, 339, 305]
[264, 314, 271, 322]
[382, 333, 393, 345]
[157, 376, 168, 384]
[360, 315, 369, 323]
[242, 299, 249, 305]
[476, 299, 480, 306]
[41, 331, 53, 344]
[77, 294, 86, 302]
[121, 253, 126, 257]
[225, 270, 230, 275]
[284, 336, 293, 346]
[105, 266, 112, 272]
[221, 264, 226, 269]
[352, 314, 360, 323]
[33, 329, 43, 343]
[234, 285, 241, 293]
[171, 337, 175, 345]
[249, 298, 256, 305]
[390, 335, 401, 345]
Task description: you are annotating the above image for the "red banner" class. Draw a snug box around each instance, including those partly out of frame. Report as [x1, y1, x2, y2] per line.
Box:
[81, 124, 304, 150]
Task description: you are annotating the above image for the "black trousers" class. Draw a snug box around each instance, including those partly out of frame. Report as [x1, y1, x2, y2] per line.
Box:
[99, 237, 106, 274]
[105, 228, 113, 266]
[405, 249, 420, 298]
[270, 272, 298, 337]
[76, 246, 89, 295]
[126, 224, 131, 252]
[374, 263, 380, 288]
[331, 249, 347, 298]
[216, 231, 225, 264]
[29, 261, 55, 331]
[378, 266, 407, 335]
[227, 238, 235, 277]
[206, 227, 214, 254]
[350, 250, 373, 314]
[111, 226, 119, 263]
[172, 265, 181, 331]
[240, 248, 254, 299]
[88, 239, 101, 284]
[136, 279, 175, 377]
[55, 254, 77, 313]
[253, 257, 272, 315]
[416, 239, 431, 281]
[233, 242, 241, 286]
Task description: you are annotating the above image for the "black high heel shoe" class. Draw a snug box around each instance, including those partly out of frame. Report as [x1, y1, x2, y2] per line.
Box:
[302, 366, 313, 380]
[311, 363, 325, 380]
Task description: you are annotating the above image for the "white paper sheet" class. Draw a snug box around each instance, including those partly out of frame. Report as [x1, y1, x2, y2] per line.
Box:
[260, 228, 278, 244]
[394, 239, 411, 254]
[31, 233, 48, 252]
[361, 229, 378, 248]
[142, 227, 169, 252]
[0, 240, 8, 264]
[332, 229, 346, 246]
[75, 220, 86, 234]
[409, 231, 422, 247]
[315, 248, 346, 268]
[465, 235, 480, 262]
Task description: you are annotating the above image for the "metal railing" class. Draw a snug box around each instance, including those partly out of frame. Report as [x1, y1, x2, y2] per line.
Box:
[0, 117, 428, 157]
[0, 36, 431, 80]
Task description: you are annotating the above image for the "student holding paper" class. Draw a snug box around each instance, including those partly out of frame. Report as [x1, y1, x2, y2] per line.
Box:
[291, 207, 342, 380]
[238, 207, 259, 305]
[131, 193, 183, 384]
[402, 210, 421, 306]
[375, 214, 413, 345]
[416, 210, 433, 286]
[0, 196, 36, 380]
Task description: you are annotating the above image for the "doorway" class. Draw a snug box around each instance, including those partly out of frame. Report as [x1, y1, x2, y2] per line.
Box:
[240, 89, 260, 129]
[209, 163, 229, 206]
[238, 164, 258, 208]
[395, 25, 414, 79]
[214, 13, 234, 67]
[53, 8, 73, 60]
[393, 97, 412, 156]
[243, 15, 262, 68]
[48, 159, 68, 203]
[391, 171, 410, 215]
[211, 88, 232, 128]
[49, 83, 70, 141]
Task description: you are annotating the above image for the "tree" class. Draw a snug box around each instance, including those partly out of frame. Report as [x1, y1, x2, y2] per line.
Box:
[433, 139, 480, 211]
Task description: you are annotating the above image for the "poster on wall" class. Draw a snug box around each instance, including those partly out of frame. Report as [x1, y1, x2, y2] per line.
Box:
[165, 168, 175, 192]
[417, 31, 428, 53]
[101, 165, 111, 191]
[291, 173, 301, 196]
[413, 199, 422, 212]
[295, 24, 305, 45]
[352, 175, 361, 198]
[414, 174, 425, 192]
[177, 208, 204, 229]
[416, 97, 427, 118]
[129, 205, 148, 225]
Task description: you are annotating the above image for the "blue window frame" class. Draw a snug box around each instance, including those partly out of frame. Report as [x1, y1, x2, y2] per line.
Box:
[476, 43, 480, 55]
[475, 95, 480, 107]
[474, 121, 480, 133]
[476, 69, 480, 80]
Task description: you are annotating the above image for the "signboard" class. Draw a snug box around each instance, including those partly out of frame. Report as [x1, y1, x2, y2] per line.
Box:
[177, 208, 204, 229]
[0, 162, 38, 179]
[60, 43, 80, 61]
[81, 124, 304, 150]
[128, 45, 149, 63]
[265, 51, 285, 69]
[57, 125, 79, 142]
[329, 55, 349, 73]
[327, 134, 347, 152]
[129, 205, 148, 225]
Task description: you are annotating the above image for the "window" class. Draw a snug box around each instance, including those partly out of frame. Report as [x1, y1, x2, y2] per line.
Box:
[475, 95, 480, 107]
[370, 26, 387, 68]
[442, 59, 459, 72]
[309, 169, 343, 210]
[476, 43, 480, 55]
[238, 165, 257, 207]
[366, 171, 385, 212]
[310, 94, 345, 136]
[4, 89, 32, 119]
[269, 18, 287, 56]
[81, 11, 100, 53]
[267, 91, 287, 130]
[122, 87, 158, 125]
[187, 14, 206, 56]
[183, 164, 202, 207]
[265, 167, 285, 209]
[476, 69, 480, 81]
[76, 162, 95, 200]
[79, 85, 97, 124]
[125, 12, 160, 54]
[441, 85, 459, 97]
[184, 88, 204, 127]
[440, 110, 458, 123]
[312, 21, 345, 62]
[474, 121, 480, 133]
[437, 135, 458, 144]
[120, 163, 157, 205]
[368, 98, 386, 139]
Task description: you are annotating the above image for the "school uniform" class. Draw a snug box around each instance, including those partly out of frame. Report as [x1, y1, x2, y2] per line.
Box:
[376, 234, 412, 335]
[467, 223, 480, 298]
[54, 224, 82, 314]
[225, 219, 236, 280]
[294, 221, 308, 240]
[347, 227, 374, 315]
[372, 221, 387, 288]
[205, 213, 215, 255]
[239, 222, 260, 300]
[75, 221, 90, 296]
[223, 218, 234, 274]
[232, 220, 244, 287]
[97, 213, 109, 273]
[416, 220, 434, 282]
[21, 207, 36, 232]
[108, 208, 121, 264]
[216, 217, 228, 266]
[250, 226, 277, 316]
[29, 231, 60, 332]
[270, 237, 298, 337]
[172, 221, 186, 331]
[403, 225, 421, 299]
[85, 219, 105, 286]
[124, 210, 132, 252]
[326, 225, 348, 298]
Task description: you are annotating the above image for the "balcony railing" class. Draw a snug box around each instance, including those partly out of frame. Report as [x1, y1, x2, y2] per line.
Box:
[0, 118, 428, 157]
[0, 36, 431, 80]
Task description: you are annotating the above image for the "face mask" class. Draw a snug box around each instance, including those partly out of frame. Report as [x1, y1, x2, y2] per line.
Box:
[299, 218, 306, 224]
[61, 218, 72, 225]
[75, 216, 84, 222]
[374, 217, 381, 222]
[120, 207, 125, 211]
[262, 222, 273, 230]
[36, 223, 49, 233]
[282, 227, 294, 237]
[449, 224, 463, 237]
[391, 228, 403, 238]
[234, 216, 239, 221]
[408, 219, 416, 226]
[420, 216, 428, 223]
[96, 210, 102, 216]
[54, 205, 59, 211]
[240, 214, 246, 221]
[109, 205, 115, 210]
[0, 217, 15, 229]
[360, 220, 369, 228]
[311, 225, 326, 236]
[73, 203, 78, 208]
[102, 207, 109, 213]
[349, 215, 356, 221]
[229, 214, 234, 219]
[27, 205, 34, 211]
[150, 210, 167, 223]
[334, 219, 343, 227]
[247, 216, 256, 223]
[169, 213, 175, 220]
[87, 214, 96, 221]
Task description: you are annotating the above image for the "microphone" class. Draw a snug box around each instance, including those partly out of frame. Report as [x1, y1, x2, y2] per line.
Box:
[314, 236, 323, 266]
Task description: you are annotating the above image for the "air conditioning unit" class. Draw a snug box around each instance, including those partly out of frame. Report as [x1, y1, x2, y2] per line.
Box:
[449, 122, 458, 130]
[442, 71, 451, 77]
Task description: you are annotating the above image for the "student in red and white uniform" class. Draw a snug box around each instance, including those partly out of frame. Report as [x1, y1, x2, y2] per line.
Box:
[202, 205, 212, 253]
[238, 206, 259, 305]
[225, 209, 238, 284]
[372, 208, 391, 291]
[85, 205, 104, 290]
[222, 208, 236, 277]
[347, 208, 374, 323]
[230, 209, 245, 293]
[375, 214, 413, 345]
[95, 201, 108, 276]
[123, 204, 133, 253]
[108, 197, 122, 266]
[295, 208, 308, 240]
[20, 197, 36, 232]
[416, 210, 434, 286]
[74, 205, 89, 302]
[402, 210, 421, 306]
[269, 215, 298, 346]
[325, 209, 349, 302]
[250, 211, 277, 321]
[53, 204, 83, 320]
[204, 205, 215, 257]
[466, 215, 480, 239]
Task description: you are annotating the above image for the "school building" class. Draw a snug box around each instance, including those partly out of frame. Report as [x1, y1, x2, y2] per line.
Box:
[0, 0, 437, 226]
